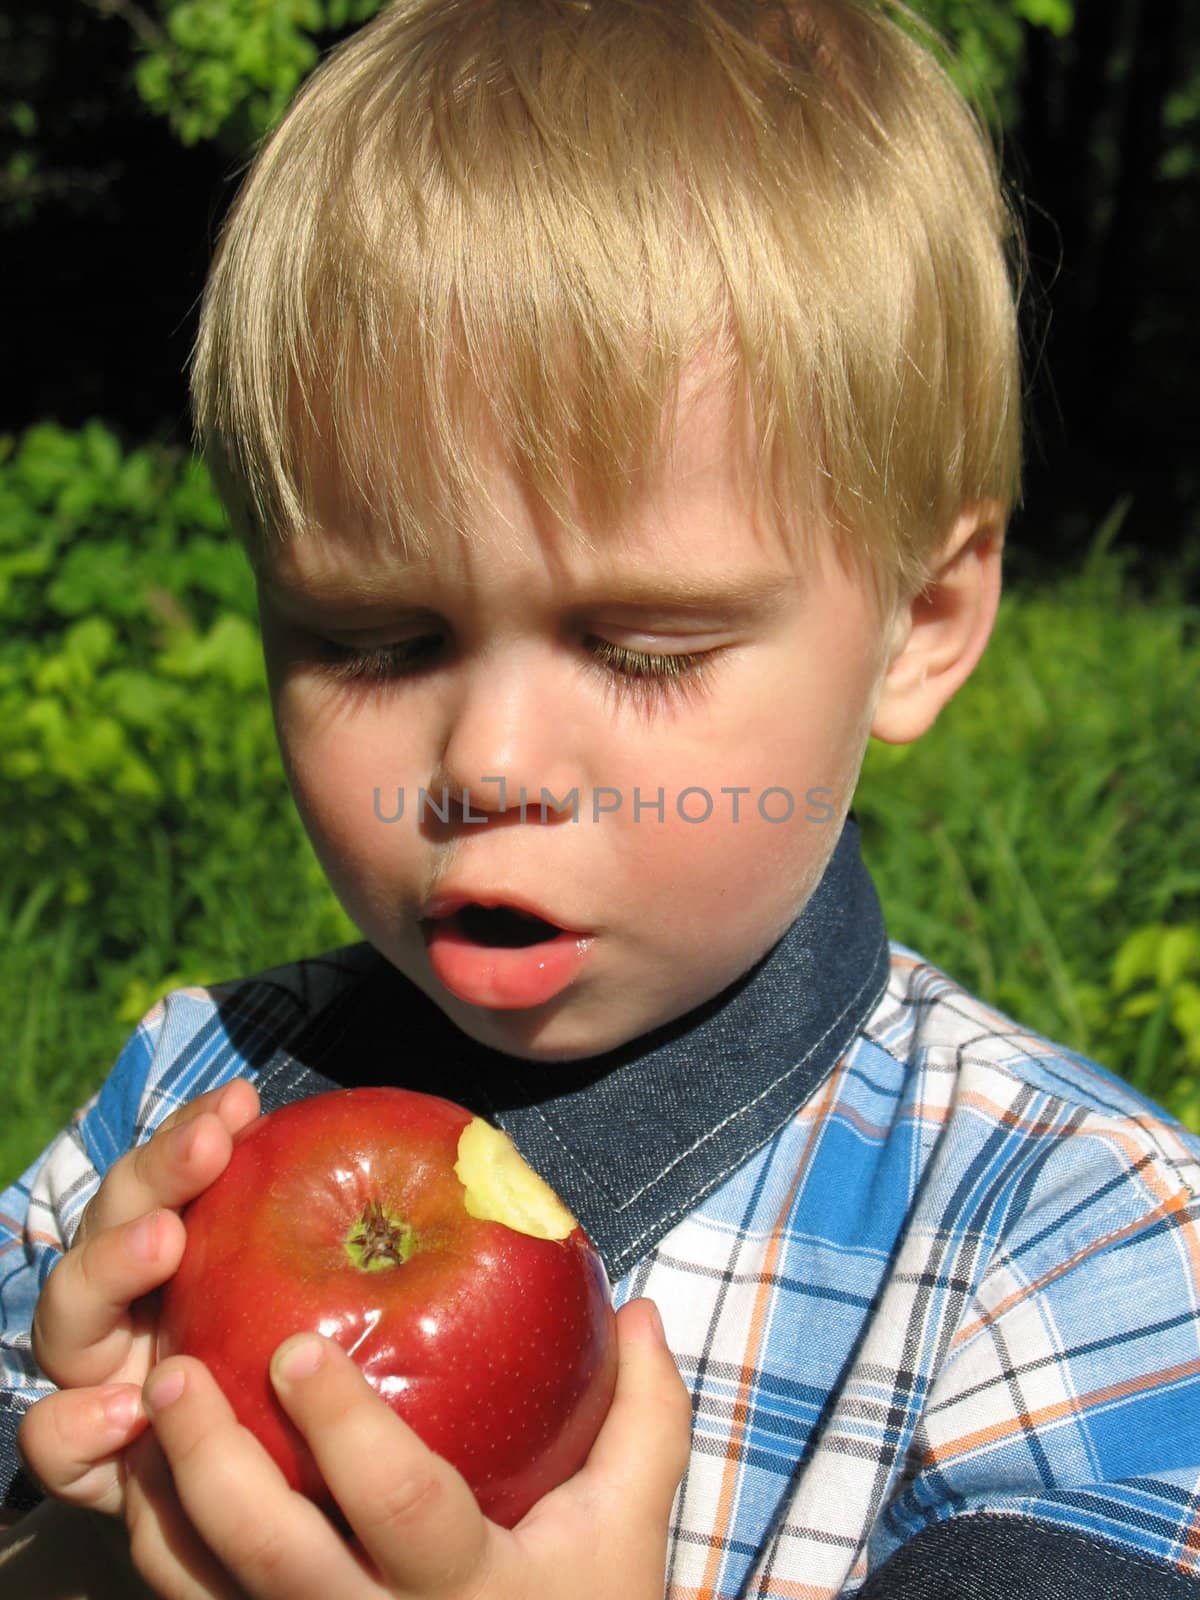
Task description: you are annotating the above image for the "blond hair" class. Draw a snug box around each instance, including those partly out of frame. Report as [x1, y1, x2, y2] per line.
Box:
[191, 0, 1022, 599]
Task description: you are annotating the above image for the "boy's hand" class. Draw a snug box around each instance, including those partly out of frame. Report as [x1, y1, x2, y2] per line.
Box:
[18, 1079, 262, 1518]
[125, 1297, 691, 1600]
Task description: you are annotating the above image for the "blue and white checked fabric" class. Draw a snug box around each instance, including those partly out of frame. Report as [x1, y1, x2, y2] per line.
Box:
[4, 940, 1200, 1596]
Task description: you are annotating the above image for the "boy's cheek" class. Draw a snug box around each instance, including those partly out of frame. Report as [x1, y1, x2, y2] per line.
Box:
[618, 787, 845, 927]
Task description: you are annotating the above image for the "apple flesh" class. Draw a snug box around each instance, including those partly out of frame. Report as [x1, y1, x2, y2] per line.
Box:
[158, 1087, 618, 1528]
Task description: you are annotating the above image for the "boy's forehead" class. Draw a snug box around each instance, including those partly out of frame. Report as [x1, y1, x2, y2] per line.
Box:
[262, 362, 831, 611]
[263, 535, 436, 602]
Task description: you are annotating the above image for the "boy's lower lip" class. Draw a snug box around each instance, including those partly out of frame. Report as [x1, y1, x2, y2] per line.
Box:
[420, 921, 594, 1009]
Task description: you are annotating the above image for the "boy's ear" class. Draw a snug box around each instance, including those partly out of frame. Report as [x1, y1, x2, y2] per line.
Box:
[871, 504, 1004, 746]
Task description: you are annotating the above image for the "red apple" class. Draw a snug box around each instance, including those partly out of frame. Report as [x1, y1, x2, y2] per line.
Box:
[158, 1086, 618, 1528]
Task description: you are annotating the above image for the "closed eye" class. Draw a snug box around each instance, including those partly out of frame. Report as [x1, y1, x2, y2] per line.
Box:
[583, 638, 720, 710]
[319, 636, 444, 685]
[316, 633, 722, 710]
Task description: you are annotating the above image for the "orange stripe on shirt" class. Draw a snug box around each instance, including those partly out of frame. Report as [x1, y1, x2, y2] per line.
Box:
[691, 1057, 849, 1600]
[0, 1224, 61, 1257]
[954, 1186, 1195, 1347]
[920, 1354, 1200, 1468]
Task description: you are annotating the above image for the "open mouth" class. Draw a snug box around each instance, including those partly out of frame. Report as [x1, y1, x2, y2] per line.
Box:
[421, 899, 593, 1008]
[448, 904, 564, 948]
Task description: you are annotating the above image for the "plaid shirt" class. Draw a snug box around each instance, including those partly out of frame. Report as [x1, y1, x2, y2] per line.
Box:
[4, 911, 1200, 1595]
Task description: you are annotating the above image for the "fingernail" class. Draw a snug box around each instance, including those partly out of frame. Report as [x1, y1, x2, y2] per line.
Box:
[645, 1300, 666, 1342]
[126, 1211, 161, 1260]
[274, 1334, 325, 1383]
[144, 1367, 185, 1414]
[102, 1385, 141, 1432]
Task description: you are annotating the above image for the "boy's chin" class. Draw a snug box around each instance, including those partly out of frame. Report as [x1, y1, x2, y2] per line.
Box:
[391, 960, 678, 1064]
[432, 993, 653, 1064]
[424, 964, 763, 1065]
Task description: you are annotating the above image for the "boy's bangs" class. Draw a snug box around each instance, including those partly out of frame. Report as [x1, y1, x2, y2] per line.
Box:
[273, 153, 740, 562]
[193, 0, 1021, 595]
[196, 1, 789, 567]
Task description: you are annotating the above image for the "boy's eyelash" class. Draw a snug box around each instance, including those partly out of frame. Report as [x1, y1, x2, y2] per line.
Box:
[584, 638, 718, 708]
[321, 637, 440, 685]
[319, 635, 718, 706]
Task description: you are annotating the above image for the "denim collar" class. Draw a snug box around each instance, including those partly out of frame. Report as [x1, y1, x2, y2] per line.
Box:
[259, 815, 890, 1280]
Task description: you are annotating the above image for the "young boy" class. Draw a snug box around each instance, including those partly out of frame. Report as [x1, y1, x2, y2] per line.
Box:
[4, 1, 1200, 1595]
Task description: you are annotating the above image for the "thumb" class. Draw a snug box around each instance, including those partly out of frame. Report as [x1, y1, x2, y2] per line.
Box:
[579, 1298, 692, 1525]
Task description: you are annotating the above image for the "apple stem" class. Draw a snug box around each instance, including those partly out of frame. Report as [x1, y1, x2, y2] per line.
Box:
[345, 1199, 415, 1272]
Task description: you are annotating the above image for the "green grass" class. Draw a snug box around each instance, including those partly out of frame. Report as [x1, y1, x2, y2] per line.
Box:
[2, 476, 1197, 1187]
[0, 829, 357, 1186]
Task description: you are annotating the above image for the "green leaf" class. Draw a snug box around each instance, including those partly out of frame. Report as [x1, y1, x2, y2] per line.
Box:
[18, 424, 84, 488]
[46, 543, 141, 618]
[100, 669, 187, 732]
[1132, 988, 1176, 1091]
[1172, 982, 1200, 1065]
[81, 422, 123, 479]
[1112, 924, 1168, 995]
[291, 0, 325, 34]
[116, 453, 158, 514]
[135, 54, 174, 112]
[0, 546, 54, 585]
[1157, 927, 1200, 988]
[158, 614, 265, 691]
[57, 617, 119, 679]
[1013, 0, 1074, 37]
[1120, 992, 1163, 1021]
[166, 3, 208, 52]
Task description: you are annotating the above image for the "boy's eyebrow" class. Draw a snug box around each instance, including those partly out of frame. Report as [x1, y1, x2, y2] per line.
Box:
[567, 572, 799, 617]
[261, 569, 799, 616]
[261, 566, 431, 610]
[589, 573, 798, 609]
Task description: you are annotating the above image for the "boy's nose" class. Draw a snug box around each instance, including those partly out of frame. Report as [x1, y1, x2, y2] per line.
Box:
[431, 659, 579, 821]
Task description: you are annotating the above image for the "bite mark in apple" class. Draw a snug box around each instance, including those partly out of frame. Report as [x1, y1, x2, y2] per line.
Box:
[454, 1117, 576, 1241]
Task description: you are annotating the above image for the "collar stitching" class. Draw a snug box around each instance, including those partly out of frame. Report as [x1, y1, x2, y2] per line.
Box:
[470, 1072, 628, 1212]
[613, 1053, 855, 1268]
[608, 931, 890, 1212]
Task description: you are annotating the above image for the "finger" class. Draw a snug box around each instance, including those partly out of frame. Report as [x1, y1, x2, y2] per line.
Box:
[270, 1333, 494, 1595]
[141, 1356, 370, 1600]
[33, 1208, 186, 1387]
[78, 1079, 261, 1244]
[570, 1299, 692, 1530]
[123, 1430, 245, 1600]
[17, 1383, 148, 1514]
